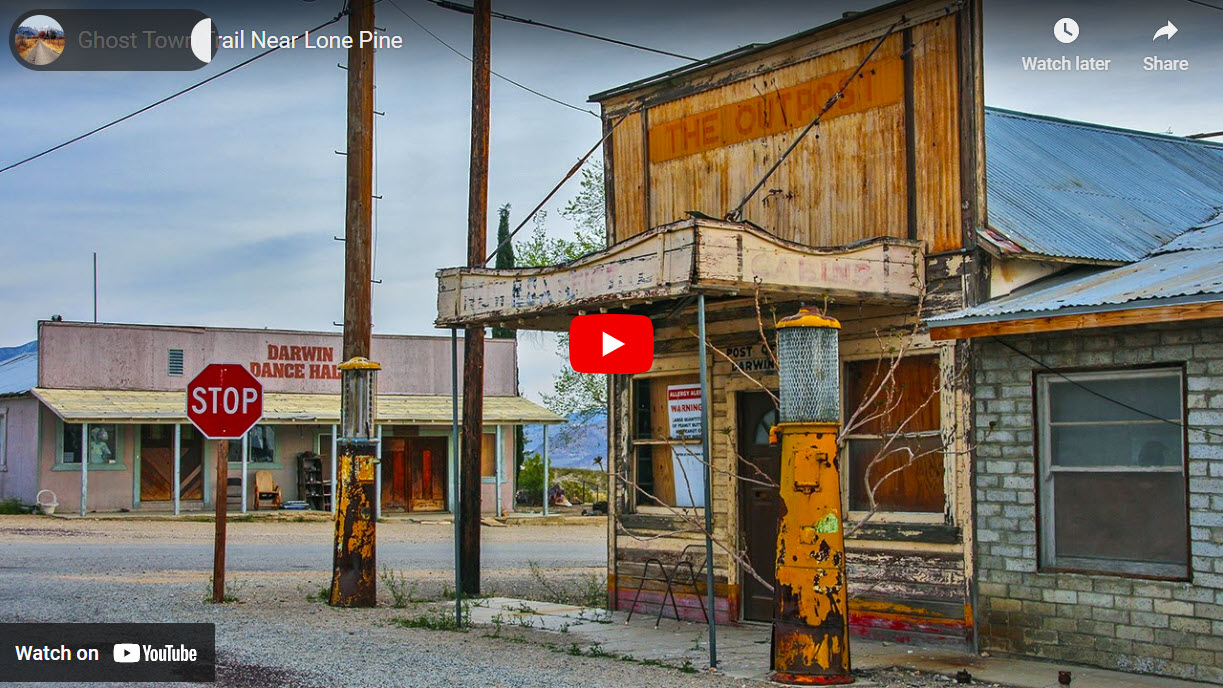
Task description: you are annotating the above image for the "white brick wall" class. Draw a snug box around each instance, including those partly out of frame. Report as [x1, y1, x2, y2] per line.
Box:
[974, 321, 1223, 682]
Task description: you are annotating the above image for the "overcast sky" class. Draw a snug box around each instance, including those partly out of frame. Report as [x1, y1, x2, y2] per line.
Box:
[2, 0, 1219, 404]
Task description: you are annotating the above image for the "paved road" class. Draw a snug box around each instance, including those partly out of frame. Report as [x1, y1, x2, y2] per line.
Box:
[1, 519, 607, 576]
[24, 39, 60, 65]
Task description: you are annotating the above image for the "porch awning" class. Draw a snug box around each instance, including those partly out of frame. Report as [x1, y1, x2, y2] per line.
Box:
[30, 388, 565, 426]
[436, 216, 924, 329]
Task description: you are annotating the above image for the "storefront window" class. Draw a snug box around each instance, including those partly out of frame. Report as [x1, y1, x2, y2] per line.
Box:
[227, 425, 276, 463]
[843, 355, 944, 513]
[1037, 367, 1188, 578]
[61, 423, 120, 464]
[630, 374, 704, 509]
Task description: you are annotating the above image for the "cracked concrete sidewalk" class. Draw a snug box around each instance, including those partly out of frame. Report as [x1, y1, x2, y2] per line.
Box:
[466, 597, 1215, 688]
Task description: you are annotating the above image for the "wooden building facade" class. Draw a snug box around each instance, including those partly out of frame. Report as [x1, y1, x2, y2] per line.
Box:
[438, 0, 986, 644]
[593, 0, 983, 642]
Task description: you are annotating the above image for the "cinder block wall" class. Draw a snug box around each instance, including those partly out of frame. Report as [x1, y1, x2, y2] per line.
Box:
[973, 321, 1223, 682]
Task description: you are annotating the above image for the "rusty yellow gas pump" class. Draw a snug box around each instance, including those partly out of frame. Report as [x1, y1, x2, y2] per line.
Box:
[770, 310, 851, 685]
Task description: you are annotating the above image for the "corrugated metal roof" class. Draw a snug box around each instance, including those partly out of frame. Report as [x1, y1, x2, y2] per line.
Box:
[928, 223, 1223, 326]
[984, 108, 1223, 263]
[0, 351, 37, 396]
[29, 389, 565, 426]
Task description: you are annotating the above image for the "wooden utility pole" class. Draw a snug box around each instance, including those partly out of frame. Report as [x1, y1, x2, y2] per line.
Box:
[212, 440, 228, 603]
[341, 3, 374, 361]
[460, 0, 492, 597]
[330, 0, 378, 608]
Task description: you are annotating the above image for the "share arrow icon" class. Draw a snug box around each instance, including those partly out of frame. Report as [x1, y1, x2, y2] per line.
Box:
[1153, 20, 1178, 40]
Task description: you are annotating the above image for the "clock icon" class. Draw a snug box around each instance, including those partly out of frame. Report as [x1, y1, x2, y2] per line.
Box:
[1054, 17, 1079, 43]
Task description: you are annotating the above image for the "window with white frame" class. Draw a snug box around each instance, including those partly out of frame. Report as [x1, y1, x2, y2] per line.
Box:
[1037, 367, 1188, 578]
[843, 355, 945, 514]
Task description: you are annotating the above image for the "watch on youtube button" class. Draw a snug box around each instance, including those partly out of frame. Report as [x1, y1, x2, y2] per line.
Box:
[568, 314, 654, 374]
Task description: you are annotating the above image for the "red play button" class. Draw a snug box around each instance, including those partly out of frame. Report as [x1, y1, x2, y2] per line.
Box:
[568, 314, 654, 374]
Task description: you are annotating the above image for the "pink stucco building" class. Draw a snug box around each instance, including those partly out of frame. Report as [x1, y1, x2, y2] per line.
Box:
[0, 321, 560, 515]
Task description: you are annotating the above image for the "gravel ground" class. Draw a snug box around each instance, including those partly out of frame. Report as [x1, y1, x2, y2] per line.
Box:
[0, 516, 994, 688]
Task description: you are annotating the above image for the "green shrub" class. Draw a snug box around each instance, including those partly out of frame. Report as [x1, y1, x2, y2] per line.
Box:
[0, 499, 26, 515]
[518, 452, 544, 503]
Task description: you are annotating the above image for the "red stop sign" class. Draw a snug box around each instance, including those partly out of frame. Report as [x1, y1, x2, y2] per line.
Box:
[186, 364, 264, 439]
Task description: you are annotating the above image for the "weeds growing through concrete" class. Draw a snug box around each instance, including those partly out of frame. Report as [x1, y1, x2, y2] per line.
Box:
[526, 560, 607, 608]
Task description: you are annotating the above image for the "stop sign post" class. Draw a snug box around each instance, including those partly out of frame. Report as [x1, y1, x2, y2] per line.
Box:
[186, 363, 263, 603]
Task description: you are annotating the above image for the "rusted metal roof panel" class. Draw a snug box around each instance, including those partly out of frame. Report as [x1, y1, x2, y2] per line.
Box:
[0, 350, 37, 396]
[984, 108, 1223, 263]
[928, 223, 1223, 326]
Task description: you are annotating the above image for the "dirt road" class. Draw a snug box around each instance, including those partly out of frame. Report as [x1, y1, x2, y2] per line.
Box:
[0, 517, 762, 688]
[24, 39, 61, 65]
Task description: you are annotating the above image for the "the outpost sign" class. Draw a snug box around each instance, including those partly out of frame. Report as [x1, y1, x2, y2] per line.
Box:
[248, 344, 341, 380]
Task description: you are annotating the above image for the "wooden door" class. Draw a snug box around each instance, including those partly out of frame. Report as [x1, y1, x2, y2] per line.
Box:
[141, 425, 173, 501]
[178, 426, 203, 500]
[382, 437, 408, 511]
[140, 425, 203, 501]
[738, 392, 780, 622]
[408, 437, 447, 511]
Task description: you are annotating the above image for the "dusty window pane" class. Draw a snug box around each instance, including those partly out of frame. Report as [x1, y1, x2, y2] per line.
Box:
[1052, 472, 1187, 566]
[227, 425, 276, 463]
[629, 374, 702, 508]
[63, 423, 118, 464]
[1040, 368, 1188, 578]
[1048, 375, 1180, 423]
[844, 355, 943, 513]
[1050, 422, 1182, 468]
[848, 436, 944, 512]
[751, 408, 778, 446]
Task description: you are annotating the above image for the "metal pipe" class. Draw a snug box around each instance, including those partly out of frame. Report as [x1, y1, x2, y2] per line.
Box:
[495, 425, 503, 517]
[173, 424, 182, 516]
[375, 425, 383, 520]
[698, 294, 717, 669]
[330, 424, 338, 514]
[542, 424, 549, 517]
[451, 327, 462, 626]
[241, 429, 249, 514]
[80, 422, 88, 516]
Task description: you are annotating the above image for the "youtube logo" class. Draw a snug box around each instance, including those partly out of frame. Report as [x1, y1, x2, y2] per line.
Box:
[113, 643, 140, 663]
[568, 314, 654, 374]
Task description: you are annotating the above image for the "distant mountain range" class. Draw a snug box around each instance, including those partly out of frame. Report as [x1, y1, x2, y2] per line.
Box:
[523, 409, 607, 469]
[16, 25, 62, 37]
[17, 26, 63, 38]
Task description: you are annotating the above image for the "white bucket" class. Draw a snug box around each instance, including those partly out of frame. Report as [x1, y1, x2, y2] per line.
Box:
[36, 489, 57, 515]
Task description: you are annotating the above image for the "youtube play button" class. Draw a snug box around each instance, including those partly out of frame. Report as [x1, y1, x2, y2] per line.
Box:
[569, 314, 654, 374]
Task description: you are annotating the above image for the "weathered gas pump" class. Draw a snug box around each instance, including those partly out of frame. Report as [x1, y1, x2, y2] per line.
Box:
[770, 310, 851, 685]
[330, 357, 380, 607]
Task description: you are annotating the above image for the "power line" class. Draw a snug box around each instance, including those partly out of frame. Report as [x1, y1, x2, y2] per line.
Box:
[0, 6, 353, 176]
[384, 0, 598, 117]
[425, 0, 699, 62]
[1183, 0, 1223, 11]
[483, 107, 637, 266]
[726, 17, 904, 221]
[990, 336, 1223, 442]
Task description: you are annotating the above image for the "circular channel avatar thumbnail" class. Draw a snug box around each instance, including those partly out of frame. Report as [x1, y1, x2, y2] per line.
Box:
[15, 15, 64, 66]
